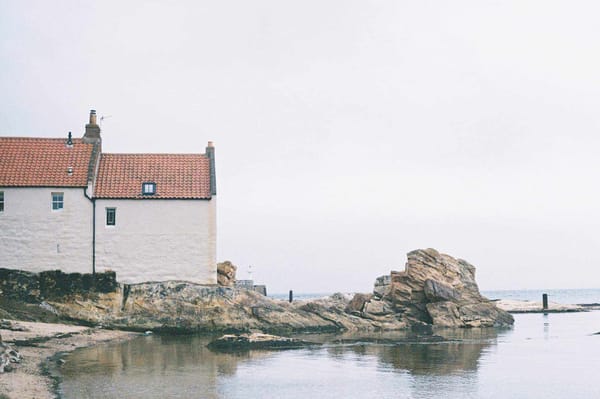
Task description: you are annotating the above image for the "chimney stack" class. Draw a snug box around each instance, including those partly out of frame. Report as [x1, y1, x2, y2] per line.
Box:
[206, 141, 216, 196]
[83, 109, 101, 144]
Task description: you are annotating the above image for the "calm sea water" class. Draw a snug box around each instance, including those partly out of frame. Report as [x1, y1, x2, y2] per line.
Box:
[59, 306, 600, 398]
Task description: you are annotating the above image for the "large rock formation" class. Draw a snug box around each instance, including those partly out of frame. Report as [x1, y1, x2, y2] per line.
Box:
[356, 248, 513, 328]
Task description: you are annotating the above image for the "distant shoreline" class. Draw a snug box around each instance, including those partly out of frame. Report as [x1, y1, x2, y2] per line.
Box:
[494, 299, 600, 313]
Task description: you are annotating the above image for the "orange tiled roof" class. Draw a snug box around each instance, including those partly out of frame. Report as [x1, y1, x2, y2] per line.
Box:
[94, 153, 211, 199]
[0, 137, 95, 187]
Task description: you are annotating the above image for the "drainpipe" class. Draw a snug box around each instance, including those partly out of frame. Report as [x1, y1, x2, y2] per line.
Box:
[83, 188, 96, 276]
[92, 199, 96, 276]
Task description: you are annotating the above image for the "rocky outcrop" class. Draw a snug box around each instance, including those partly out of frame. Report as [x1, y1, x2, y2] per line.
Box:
[359, 248, 513, 328]
[217, 261, 237, 287]
[0, 249, 512, 333]
[207, 333, 317, 351]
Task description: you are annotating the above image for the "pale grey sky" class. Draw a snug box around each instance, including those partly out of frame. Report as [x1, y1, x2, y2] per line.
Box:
[2, 0, 600, 293]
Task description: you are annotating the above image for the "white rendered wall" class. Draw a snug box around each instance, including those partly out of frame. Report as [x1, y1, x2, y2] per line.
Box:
[94, 199, 217, 284]
[0, 187, 93, 273]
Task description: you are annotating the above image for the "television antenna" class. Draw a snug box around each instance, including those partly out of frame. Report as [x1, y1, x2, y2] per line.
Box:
[99, 115, 112, 126]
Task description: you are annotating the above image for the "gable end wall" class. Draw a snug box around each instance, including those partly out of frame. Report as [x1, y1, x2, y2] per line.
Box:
[94, 198, 216, 284]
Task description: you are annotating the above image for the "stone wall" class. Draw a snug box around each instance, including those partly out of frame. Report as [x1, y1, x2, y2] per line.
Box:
[0, 268, 117, 303]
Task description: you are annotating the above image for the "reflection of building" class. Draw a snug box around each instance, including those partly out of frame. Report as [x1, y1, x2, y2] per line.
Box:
[0, 110, 217, 284]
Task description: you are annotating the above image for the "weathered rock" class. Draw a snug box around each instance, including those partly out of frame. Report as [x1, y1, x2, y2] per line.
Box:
[345, 293, 372, 315]
[363, 299, 392, 316]
[424, 279, 460, 302]
[373, 275, 391, 298]
[207, 333, 317, 351]
[217, 261, 237, 287]
[361, 249, 514, 328]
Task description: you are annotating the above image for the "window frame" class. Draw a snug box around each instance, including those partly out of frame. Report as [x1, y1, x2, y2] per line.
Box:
[142, 182, 156, 196]
[106, 207, 116, 226]
[0, 191, 4, 213]
[51, 192, 64, 211]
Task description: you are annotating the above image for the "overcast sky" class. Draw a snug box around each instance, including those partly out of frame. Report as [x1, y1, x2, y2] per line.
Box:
[2, 1, 600, 293]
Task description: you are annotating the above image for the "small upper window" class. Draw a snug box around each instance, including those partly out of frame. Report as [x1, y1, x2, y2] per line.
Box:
[142, 182, 156, 195]
[0, 191, 4, 212]
[106, 207, 116, 226]
[52, 192, 64, 210]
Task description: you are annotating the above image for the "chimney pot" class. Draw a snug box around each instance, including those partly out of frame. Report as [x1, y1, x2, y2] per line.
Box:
[89, 109, 97, 125]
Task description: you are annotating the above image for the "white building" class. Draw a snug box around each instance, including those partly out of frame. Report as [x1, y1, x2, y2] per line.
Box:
[0, 110, 217, 284]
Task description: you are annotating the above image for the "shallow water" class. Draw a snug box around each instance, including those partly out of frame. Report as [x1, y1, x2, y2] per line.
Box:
[60, 311, 600, 399]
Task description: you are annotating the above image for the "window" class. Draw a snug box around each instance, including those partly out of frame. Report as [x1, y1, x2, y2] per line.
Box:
[51, 192, 64, 210]
[142, 182, 156, 195]
[106, 208, 116, 226]
[0, 191, 3, 212]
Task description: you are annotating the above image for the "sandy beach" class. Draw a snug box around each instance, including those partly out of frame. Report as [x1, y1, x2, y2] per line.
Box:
[0, 320, 136, 399]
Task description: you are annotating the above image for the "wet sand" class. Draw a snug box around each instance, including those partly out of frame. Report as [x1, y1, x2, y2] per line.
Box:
[0, 320, 136, 399]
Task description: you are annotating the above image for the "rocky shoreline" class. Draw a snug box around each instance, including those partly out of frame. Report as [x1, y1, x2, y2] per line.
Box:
[0, 248, 521, 397]
[0, 320, 136, 399]
[0, 249, 515, 334]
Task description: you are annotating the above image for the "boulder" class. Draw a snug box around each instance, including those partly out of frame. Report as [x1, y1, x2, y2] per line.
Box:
[361, 249, 514, 328]
[217, 261, 237, 287]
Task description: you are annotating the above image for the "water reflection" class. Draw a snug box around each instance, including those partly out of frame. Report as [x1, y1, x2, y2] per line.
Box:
[60, 335, 272, 399]
[315, 328, 500, 375]
[59, 313, 600, 399]
[60, 328, 505, 399]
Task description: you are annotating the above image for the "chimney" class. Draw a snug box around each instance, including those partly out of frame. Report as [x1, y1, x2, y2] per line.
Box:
[82, 109, 101, 144]
[206, 141, 216, 196]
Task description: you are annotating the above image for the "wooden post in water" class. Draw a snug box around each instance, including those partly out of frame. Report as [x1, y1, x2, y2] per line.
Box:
[542, 293, 548, 310]
[289, 290, 293, 303]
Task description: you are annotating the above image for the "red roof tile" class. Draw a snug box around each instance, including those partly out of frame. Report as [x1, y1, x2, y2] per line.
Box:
[0, 137, 95, 187]
[94, 153, 211, 199]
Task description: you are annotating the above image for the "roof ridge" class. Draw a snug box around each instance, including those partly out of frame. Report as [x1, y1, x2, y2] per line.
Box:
[102, 152, 207, 156]
[0, 136, 84, 141]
